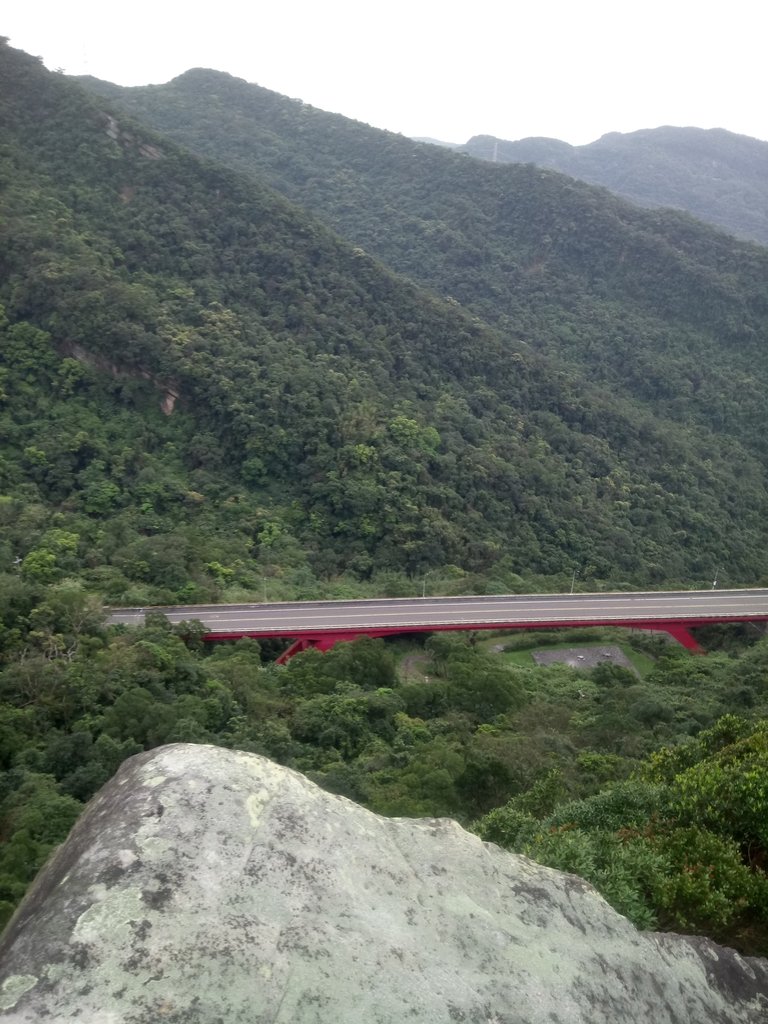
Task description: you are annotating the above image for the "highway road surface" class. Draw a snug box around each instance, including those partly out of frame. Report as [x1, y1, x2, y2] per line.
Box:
[105, 589, 768, 639]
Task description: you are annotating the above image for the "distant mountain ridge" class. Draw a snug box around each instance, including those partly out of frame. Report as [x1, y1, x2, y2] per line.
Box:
[459, 127, 768, 246]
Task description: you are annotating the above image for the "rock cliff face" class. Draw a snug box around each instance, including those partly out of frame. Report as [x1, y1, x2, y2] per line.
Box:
[1, 745, 767, 1023]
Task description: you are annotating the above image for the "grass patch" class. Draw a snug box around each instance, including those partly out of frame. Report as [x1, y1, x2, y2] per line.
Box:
[622, 645, 656, 677]
[498, 649, 537, 667]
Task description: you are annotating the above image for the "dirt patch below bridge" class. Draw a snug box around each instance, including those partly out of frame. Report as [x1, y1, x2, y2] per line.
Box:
[531, 645, 638, 676]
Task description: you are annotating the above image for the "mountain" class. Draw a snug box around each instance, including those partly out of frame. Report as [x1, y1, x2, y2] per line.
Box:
[2, 44, 768, 593]
[459, 127, 768, 246]
[67, 67, 768, 585]
[2, 743, 766, 1022]
[411, 135, 461, 148]
[76, 71, 768, 461]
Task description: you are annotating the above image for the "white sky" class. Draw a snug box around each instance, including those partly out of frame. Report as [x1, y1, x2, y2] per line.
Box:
[4, 1, 768, 146]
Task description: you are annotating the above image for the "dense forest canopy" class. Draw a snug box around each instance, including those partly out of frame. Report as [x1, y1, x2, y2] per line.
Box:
[80, 69, 768, 467]
[1, 43, 767, 589]
[2, 41, 768, 961]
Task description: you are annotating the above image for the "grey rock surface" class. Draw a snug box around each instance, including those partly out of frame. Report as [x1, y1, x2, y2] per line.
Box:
[1, 744, 767, 1023]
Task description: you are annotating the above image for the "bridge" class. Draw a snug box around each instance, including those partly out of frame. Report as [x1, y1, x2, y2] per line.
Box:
[106, 588, 768, 661]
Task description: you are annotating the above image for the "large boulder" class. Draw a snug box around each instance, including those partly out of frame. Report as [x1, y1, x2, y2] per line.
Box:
[1, 744, 766, 1023]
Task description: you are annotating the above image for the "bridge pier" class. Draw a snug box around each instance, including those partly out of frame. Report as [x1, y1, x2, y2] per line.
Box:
[275, 638, 315, 663]
[658, 623, 704, 653]
[275, 632, 382, 664]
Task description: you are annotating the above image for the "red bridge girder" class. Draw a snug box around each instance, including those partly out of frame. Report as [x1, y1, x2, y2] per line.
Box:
[200, 617, 733, 661]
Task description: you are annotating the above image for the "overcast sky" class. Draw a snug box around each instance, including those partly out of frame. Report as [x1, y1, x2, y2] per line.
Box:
[5, 1, 768, 145]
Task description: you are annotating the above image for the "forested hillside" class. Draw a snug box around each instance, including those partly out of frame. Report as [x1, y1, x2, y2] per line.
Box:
[2, 41, 766, 588]
[461, 127, 768, 246]
[80, 70, 768, 479]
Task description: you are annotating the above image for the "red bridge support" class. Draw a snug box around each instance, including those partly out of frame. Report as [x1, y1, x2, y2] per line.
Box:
[275, 632, 394, 664]
[274, 622, 706, 663]
[273, 621, 707, 664]
[214, 619, 717, 665]
[276, 636, 346, 664]
[660, 623, 704, 652]
[275, 639, 315, 663]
